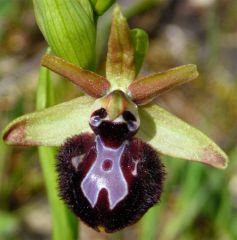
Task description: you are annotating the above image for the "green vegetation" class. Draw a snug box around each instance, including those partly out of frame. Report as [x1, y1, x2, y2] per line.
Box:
[0, 0, 236, 240]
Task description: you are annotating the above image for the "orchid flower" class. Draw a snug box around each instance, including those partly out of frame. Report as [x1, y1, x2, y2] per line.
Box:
[2, 6, 228, 233]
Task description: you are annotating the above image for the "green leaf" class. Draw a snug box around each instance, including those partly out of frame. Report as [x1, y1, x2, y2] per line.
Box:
[106, 5, 136, 91]
[90, 0, 115, 15]
[0, 211, 19, 238]
[33, 0, 96, 69]
[41, 54, 110, 98]
[137, 104, 228, 169]
[130, 28, 149, 75]
[3, 96, 94, 146]
[129, 64, 199, 105]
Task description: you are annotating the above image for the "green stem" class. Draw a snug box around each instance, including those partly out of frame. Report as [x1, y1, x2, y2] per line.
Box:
[36, 64, 78, 240]
[139, 205, 160, 240]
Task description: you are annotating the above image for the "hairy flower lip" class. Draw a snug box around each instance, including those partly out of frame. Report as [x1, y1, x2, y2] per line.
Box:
[57, 133, 165, 233]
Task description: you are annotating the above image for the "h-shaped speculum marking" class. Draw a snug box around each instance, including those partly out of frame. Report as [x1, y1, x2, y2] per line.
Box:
[81, 136, 128, 210]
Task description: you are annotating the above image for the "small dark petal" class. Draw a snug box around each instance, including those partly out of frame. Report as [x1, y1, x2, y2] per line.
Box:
[57, 134, 165, 233]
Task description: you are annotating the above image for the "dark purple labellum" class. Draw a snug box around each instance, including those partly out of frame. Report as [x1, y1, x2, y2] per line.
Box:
[57, 133, 165, 233]
[57, 107, 165, 232]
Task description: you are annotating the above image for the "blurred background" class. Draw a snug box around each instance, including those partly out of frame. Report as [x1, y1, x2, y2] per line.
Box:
[0, 0, 237, 239]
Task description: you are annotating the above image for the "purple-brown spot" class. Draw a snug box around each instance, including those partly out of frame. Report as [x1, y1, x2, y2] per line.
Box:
[3, 120, 37, 146]
[202, 146, 226, 168]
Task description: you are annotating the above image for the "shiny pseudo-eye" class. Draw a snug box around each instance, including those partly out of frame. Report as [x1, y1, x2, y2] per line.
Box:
[89, 108, 107, 127]
[122, 111, 139, 132]
[57, 108, 165, 233]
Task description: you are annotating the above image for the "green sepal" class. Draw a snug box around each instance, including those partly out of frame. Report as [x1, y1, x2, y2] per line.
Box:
[33, 0, 96, 69]
[129, 64, 199, 105]
[90, 0, 115, 15]
[2, 96, 94, 147]
[137, 104, 228, 169]
[106, 5, 136, 92]
[130, 28, 149, 75]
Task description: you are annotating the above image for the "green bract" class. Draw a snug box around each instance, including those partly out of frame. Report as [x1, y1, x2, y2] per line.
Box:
[2, 5, 228, 169]
[33, 0, 96, 69]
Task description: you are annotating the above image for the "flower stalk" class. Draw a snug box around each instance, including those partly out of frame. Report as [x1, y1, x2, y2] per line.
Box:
[36, 65, 78, 240]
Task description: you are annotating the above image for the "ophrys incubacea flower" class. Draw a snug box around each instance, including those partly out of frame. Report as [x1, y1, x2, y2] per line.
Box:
[2, 6, 228, 233]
